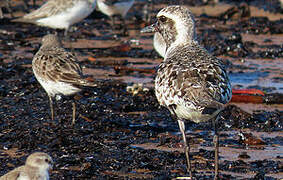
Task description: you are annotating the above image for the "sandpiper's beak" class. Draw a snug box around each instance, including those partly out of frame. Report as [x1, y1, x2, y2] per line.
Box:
[140, 23, 158, 33]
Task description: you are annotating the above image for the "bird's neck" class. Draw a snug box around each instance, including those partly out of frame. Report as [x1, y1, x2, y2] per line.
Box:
[38, 167, 49, 180]
[24, 165, 49, 180]
[165, 34, 197, 58]
[164, 25, 196, 56]
[41, 41, 62, 50]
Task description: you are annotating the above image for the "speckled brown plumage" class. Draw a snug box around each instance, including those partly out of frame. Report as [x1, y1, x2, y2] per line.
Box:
[32, 34, 96, 124]
[156, 42, 231, 123]
[141, 5, 232, 179]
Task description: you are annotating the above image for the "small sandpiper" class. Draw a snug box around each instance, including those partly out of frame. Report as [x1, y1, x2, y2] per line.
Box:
[12, 0, 96, 37]
[0, 152, 53, 180]
[96, 0, 135, 35]
[141, 5, 232, 179]
[32, 34, 96, 125]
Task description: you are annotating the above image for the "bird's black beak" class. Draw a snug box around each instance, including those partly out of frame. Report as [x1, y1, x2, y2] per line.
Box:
[140, 22, 158, 33]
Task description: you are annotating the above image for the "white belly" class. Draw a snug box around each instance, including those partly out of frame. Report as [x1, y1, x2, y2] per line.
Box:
[36, 77, 81, 97]
[97, 0, 134, 17]
[37, 0, 96, 29]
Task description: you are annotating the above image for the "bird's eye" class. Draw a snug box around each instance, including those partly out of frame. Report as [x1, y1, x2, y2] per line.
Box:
[45, 159, 49, 163]
[159, 15, 167, 23]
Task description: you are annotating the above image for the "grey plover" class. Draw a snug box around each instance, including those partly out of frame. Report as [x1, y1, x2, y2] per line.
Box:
[12, 0, 96, 36]
[32, 34, 96, 125]
[96, 0, 135, 34]
[0, 152, 53, 180]
[141, 5, 232, 179]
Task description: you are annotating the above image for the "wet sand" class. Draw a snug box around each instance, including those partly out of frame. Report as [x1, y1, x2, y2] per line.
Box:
[0, 0, 282, 179]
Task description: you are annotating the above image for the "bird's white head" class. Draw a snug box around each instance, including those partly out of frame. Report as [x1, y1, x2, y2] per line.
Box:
[141, 5, 196, 52]
[26, 152, 53, 171]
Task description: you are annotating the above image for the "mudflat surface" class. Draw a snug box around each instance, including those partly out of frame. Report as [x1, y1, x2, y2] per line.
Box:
[0, 0, 282, 179]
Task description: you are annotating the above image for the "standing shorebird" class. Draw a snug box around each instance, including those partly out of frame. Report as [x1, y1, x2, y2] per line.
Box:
[32, 34, 96, 125]
[12, 0, 97, 37]
[141, 6, 232, 179]
[0, 152, 53, 180]
[96, 0, 135, 35]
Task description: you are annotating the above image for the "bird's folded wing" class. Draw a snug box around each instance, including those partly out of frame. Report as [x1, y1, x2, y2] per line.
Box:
[13, 0, 71, 22]
[0, 166, 26, 180]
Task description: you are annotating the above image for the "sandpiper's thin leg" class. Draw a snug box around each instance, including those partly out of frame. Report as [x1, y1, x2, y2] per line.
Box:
[72, 101, 76, 126]
[178, 119, 192, 178]
[64, 28, 69, 42]
[49, 96, 54, 120]
[122, 18, 128, 36]
[213, 115, 219, 180]
[110, 16, 115, 30]
[22, 0, 29, 11]
[5, 0, 14, 17]
[0, 8, 3, 19]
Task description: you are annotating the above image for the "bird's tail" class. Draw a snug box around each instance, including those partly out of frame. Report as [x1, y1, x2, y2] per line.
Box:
[11, 17, 36, 24]
[77, 79, 98, 88]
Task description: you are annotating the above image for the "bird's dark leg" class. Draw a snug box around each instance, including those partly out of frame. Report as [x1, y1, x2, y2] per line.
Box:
[213, 115, 220, 180]
[64, 28, 69, 42]
[5, 0, 14, 18]
[121, 18, 128, 36]
[0, 8, 3, 19]
[177, 119, 193, 178]
[71, 101, 76, 126]
[49, 96, 54, 121]
[22, 0, 29, 11]
[111, 16, 116, 30]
